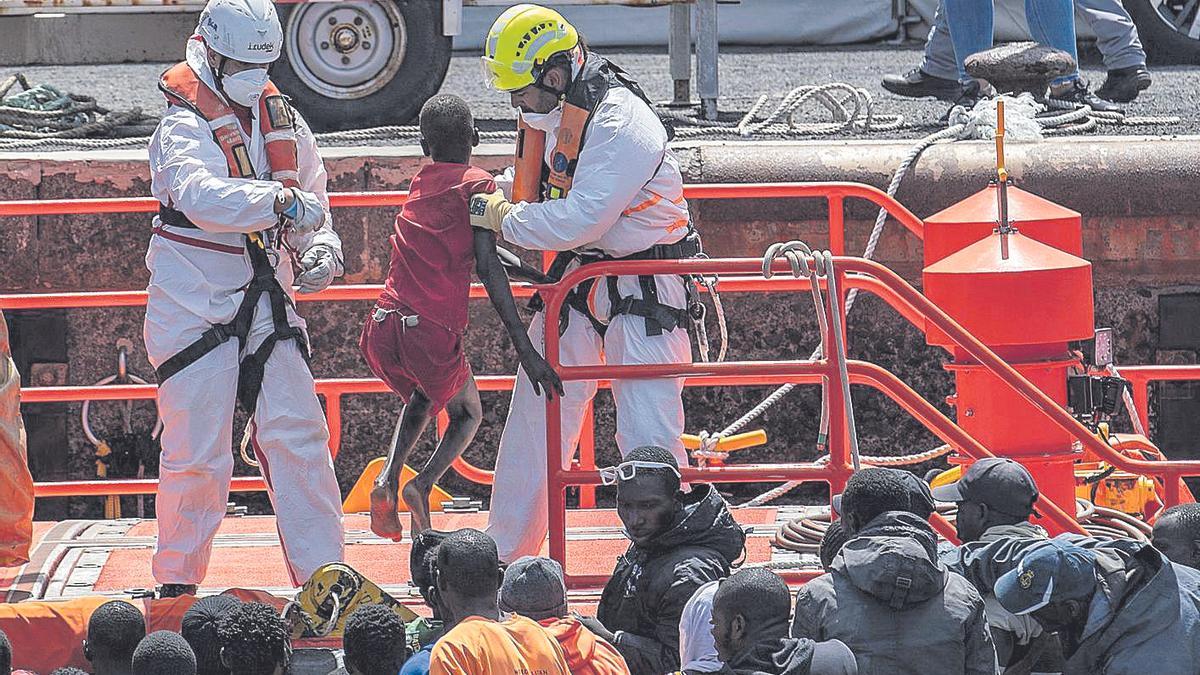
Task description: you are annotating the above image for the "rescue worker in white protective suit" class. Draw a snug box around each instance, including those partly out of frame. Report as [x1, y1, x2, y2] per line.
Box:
[472, 4, 699, 562]
[144, 0, 345, 596]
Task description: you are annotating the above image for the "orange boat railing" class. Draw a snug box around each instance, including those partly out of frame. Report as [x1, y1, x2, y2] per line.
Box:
[1119, 365, 1200, 434]
[0, 182, 919, 506]
[4, 182, 1198, 589]
[536, 254, 1200, 587]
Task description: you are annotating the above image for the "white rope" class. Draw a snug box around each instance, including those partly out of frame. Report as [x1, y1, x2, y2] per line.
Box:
[1106, 363, 1148, 437]
[693, 123, 960, 470]
[691, 272, 729, 365]
[738, 444, 955, 509]
[238, 421, 260, 469]
[706, 276, 729, 364]
[0, 83, 1179, 152]
[665, 83, 908, 138]
[703, 93, 1177, 506]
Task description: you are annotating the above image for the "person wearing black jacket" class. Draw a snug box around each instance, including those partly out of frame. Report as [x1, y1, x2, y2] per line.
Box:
[579, 446, 746, 675]
[711, 568, 856, 675]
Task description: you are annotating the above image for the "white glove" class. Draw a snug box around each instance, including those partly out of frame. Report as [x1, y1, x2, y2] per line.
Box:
[284, 188, 327, 237]
[494, 167, 515, 201]
[296, 244, 343, 294]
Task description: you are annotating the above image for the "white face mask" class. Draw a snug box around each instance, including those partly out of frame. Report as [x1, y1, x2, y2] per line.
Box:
[520, 105, 562, 132]
[221, 67, 270, 107]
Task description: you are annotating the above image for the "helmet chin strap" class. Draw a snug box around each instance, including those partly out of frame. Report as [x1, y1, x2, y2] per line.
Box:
[212, 53, 229, 95]
[530, 54, 572, 101]
[532, 79, 565, 100]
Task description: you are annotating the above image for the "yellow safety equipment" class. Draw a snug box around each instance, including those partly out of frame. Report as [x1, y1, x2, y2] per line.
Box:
[289, 562, 417, 638]
[341, 457, 453, 514]
[482, 4, 579, 92]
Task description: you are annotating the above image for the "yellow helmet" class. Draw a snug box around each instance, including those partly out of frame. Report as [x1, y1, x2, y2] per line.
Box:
[482, 4, 579, 92]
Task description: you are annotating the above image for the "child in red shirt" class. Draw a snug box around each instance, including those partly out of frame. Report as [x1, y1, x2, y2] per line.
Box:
[359, 94, 562, 539]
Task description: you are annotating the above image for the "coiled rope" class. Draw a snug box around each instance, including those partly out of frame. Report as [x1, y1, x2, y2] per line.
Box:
[0, 79, 1177, 152]
[0, 74, 158, 141]
[690, 93, 1179, 506]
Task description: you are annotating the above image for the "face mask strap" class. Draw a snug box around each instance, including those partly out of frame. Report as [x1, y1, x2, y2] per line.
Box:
[530, 56, 569, 100]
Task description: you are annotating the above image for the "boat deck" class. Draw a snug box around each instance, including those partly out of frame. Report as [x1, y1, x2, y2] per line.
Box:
[2, 507, 814, 604]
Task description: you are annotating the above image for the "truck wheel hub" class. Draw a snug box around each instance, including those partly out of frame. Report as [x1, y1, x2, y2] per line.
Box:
[285, 1, 407, 100]
[332, 25, 361, 53]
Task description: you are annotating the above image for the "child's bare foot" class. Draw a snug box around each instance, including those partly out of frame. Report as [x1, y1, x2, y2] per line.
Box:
[369, 483, 405, 542]
[402, 479, 433, 534]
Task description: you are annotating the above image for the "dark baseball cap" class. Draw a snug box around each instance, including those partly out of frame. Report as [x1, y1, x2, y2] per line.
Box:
[498, 556, 567, 621]
[931, 457, 1039, 518]
[994, 539, 1097, 615]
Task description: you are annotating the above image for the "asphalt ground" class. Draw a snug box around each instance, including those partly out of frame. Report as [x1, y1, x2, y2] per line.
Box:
[5, 43, 1198, 142]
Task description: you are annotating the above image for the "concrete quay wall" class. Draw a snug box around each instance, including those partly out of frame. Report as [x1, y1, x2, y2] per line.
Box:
[1, 137, 1196, 517]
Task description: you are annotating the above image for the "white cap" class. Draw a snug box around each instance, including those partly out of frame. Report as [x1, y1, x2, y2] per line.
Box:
[196, 0, 283, 64]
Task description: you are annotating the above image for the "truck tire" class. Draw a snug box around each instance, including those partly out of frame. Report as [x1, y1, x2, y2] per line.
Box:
[1124, 0, 1200, 65]
[273, 0, 451, 131]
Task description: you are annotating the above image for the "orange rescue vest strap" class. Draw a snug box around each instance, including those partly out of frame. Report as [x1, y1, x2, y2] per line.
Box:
[545, 101, 591, 200]
[510, 99, 588, 204]
[159, 61, 301, 189]
[512, 117, 547, 204]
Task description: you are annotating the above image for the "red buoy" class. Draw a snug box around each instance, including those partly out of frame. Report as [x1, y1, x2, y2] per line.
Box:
[923, 226, 1094, 527]
[924, 183, 1082, 267]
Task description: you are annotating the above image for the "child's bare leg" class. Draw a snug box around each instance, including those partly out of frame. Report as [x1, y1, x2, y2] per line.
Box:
[370, 392, 433, 541]
[402, 378, 482, 533]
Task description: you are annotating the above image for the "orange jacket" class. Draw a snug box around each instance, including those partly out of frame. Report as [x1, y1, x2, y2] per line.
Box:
[540, 617, 631, 675]
[159, 57, 300, 188]
[0, 312, 33, 567]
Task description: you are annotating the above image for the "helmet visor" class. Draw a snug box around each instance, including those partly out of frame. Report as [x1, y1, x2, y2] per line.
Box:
[480, 55, 535, 92]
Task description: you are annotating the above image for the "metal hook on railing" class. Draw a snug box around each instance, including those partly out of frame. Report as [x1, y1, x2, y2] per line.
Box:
[82, 340, 163, 518]
[81, 342, 164, 446]
[759, 240, 860, 469]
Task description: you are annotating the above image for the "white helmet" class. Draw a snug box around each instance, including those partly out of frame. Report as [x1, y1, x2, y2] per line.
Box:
[196, 0, 283, 64]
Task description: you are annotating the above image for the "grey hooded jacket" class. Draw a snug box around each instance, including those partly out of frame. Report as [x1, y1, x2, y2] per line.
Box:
[949, 535, 1200, 675]
[791, 511, 998, 675]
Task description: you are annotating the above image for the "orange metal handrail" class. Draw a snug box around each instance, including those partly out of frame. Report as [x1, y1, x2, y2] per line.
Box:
[24, 371, 851, 497]
[0, 277, 829, 310]
[0, 181, 921, 219]
[0, 182, 923, 253]
[0, 181, 925, 504]
[1117, 365, 1200, 433]
[533, 254, 1200, 585]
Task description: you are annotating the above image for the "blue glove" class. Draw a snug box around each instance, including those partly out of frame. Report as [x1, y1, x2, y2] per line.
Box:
[283, 189, 327, 236]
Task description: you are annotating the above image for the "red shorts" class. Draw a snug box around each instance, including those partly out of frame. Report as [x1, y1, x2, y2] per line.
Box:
[359, 304, 472, 414]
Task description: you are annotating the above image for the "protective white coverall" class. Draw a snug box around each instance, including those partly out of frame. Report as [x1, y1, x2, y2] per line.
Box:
[144, 39, 344, 586]
[485, 83, 693, 561]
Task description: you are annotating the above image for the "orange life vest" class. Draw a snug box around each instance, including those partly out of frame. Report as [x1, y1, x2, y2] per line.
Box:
[511, 52, 666, 204]
[152, 61, 311, 406]
[512, 53, 697, 339]
[159, 60, 300, 189]
[0, 590, 292, 672]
